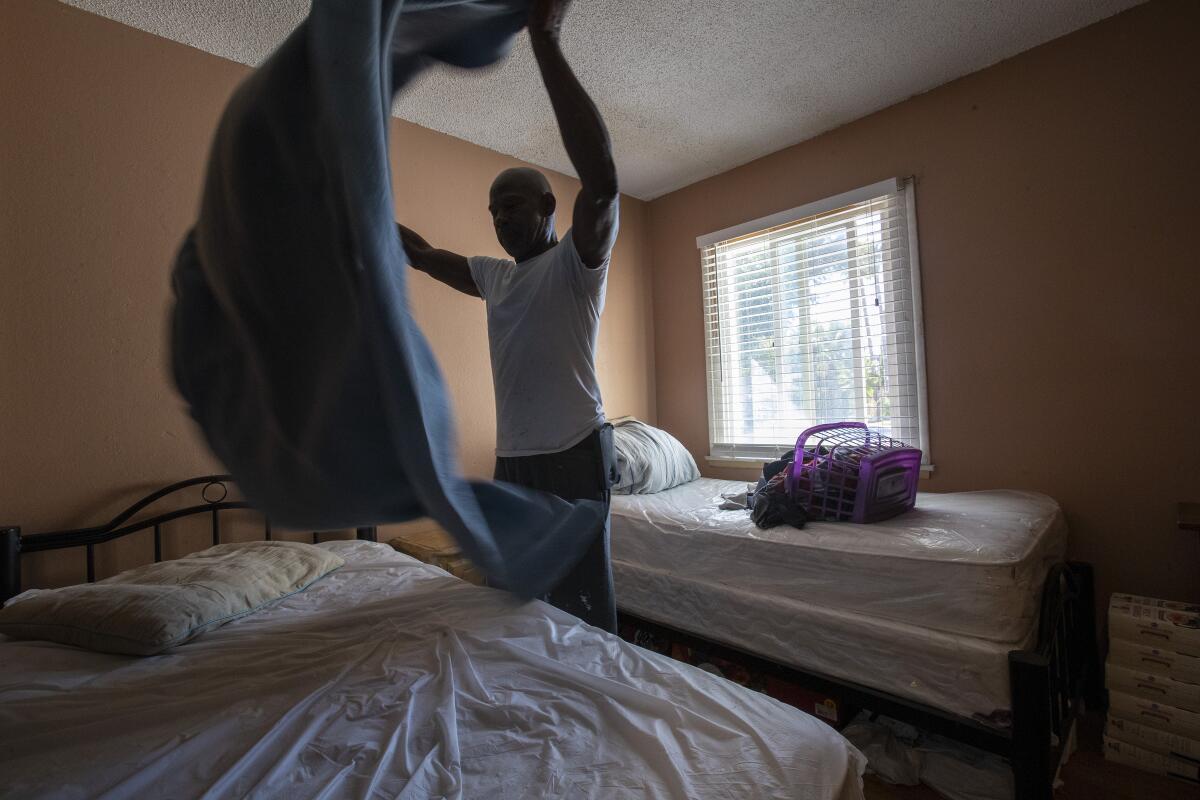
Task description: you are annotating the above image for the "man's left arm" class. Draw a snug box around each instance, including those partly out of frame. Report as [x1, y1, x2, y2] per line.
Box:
[529, 0, 618, 268]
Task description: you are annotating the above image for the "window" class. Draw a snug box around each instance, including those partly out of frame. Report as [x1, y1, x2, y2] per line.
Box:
[699, 178, 930, 464]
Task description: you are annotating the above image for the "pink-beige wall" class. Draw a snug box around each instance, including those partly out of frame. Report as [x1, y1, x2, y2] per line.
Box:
[0, 0, 655, 586]
[647, 0, 1200, 606]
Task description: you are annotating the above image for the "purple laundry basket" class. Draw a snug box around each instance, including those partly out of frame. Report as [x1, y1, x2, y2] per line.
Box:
[785, 422, 922, 523]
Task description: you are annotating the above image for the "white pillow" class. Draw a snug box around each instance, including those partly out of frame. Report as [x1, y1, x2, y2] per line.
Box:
[612, 419, 701, 494]
[0, 541, 343, 656]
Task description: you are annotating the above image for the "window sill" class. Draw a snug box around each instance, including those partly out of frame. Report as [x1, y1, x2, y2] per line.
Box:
[706, 455, 936, 477]
[705, 456, 770, 470]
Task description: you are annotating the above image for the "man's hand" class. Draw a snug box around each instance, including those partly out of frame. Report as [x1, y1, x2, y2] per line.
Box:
[528, 0, 619, 268]
[529, 0, 570, 42]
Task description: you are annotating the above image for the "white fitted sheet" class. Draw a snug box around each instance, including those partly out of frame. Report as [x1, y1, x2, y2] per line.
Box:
[614, 560, 1034, 721]
[611, 479, 1066, 642]
[0, 541, 864, 800]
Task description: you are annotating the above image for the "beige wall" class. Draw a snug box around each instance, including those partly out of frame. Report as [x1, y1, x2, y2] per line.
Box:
[647, 0, 1200, 605]
[0, 0, 655, 586]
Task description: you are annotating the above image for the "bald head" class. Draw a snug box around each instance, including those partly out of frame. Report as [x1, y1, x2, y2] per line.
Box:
[490, 167, 552, 197]
[488, 168, 557, 262]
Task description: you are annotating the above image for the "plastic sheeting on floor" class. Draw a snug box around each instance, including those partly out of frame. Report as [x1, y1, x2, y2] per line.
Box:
[841, 712, 1015, 800]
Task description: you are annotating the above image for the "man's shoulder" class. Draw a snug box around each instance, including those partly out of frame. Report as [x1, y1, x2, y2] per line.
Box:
[556, 229, 578, 254]
[469, 253, 515, 270]
[557, 228, 611, 272]
[466, 254, 515, 300]
[552, 229, 593, 262]
[515, 235, 578, 269]
[468, 254, 515, 287]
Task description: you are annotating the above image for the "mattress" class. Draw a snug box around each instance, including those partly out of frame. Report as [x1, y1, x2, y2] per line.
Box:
[614, 559, 1035, 721]
[0, 541, 865, 800]
[611, 478, 1067, 642]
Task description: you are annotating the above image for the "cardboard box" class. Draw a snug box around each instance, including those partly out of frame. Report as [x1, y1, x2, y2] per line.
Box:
[388, 523, 459, 561]
[1103, 735, 1198, 784]
[1106, 715, 1200, 763]
[1109, 638, 1200, 685]
[1112, 594, 1200, 614]
[388, 524, 482, 584]
[1107, 662, 1200, 713]
[762, 674, 846, 727]
[1109, 595, 1200, 658]
[436, 556, 484, 585]
[1108, 690, 1200, 740]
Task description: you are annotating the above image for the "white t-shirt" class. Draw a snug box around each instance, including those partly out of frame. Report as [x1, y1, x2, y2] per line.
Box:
[468, 230, 608, 457]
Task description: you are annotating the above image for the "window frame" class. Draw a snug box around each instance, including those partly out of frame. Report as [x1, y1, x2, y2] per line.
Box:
[696, 177, 932, 470]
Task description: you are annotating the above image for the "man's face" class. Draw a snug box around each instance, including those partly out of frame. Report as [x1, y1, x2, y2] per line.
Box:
[489, 181, 550, 261]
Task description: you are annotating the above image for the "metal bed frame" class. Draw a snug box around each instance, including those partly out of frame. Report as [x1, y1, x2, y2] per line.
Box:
[618, 559, 1102, 800]
[0, 475, 377, 606]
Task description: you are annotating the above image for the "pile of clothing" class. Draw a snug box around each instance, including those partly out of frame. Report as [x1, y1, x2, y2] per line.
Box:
[720, 451, 808, 530]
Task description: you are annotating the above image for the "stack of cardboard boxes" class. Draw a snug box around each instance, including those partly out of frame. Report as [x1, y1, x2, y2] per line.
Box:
[387, 519, 484, 585]
[1104, 594, 1200, 785]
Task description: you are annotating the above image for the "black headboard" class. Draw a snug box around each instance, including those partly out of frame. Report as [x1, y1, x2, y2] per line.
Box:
[0, 475, 377, 603]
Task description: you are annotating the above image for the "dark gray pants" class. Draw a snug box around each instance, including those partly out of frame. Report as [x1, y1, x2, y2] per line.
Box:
[494, 426, 617, 633]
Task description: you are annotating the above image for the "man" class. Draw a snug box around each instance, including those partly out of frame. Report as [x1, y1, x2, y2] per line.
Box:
[397, 0, 619, 632]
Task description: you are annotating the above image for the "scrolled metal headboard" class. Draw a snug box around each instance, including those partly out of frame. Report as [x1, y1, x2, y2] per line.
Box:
[0, 475, 377, 603]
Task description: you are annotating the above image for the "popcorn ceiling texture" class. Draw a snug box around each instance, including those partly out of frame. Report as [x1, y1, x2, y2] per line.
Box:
[61, 0, 1143, 199]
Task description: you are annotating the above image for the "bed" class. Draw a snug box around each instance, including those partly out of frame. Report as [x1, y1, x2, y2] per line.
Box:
[613, 478, 1068, 644]
[612, 478, 1067, 717]
[0, 477, 866, 800]
[610, 475, 1099, 800]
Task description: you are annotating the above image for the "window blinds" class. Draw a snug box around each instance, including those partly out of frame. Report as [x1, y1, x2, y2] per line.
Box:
[699, 178, 929, 462]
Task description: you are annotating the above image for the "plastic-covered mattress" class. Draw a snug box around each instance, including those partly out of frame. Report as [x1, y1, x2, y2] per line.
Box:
[611, 479, 1066, 643]
[614, 560, 1033, 720]
[1, 541, 865, 799]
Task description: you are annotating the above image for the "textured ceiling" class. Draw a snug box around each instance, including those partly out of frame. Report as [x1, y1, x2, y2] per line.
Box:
[63, 0, 1143, 199]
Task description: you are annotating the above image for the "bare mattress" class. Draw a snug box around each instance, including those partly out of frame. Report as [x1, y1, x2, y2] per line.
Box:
[611, 478, 1067, 643]
[613, 559, 1034, 720]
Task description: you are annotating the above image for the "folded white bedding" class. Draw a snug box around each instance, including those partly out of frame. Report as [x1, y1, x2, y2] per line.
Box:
[0, 541, 865, 800]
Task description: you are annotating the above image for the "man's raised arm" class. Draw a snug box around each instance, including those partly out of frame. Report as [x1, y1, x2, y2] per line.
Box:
[528, 0, 618, 268]
[397, 223, 480, 297]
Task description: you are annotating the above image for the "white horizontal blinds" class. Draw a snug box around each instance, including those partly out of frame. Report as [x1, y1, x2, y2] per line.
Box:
[701, 183, 922, 460]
